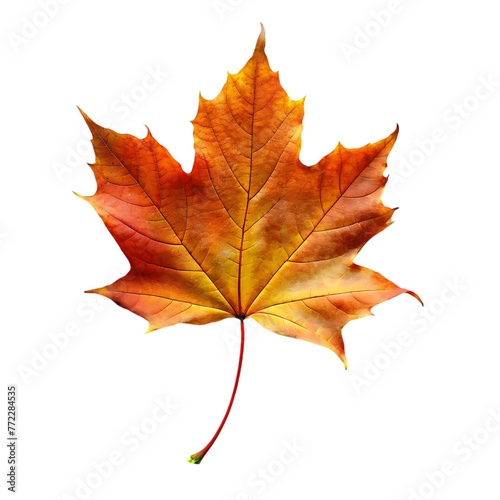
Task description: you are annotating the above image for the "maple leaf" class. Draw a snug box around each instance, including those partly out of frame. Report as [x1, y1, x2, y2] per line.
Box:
[77, 24, 419, 463]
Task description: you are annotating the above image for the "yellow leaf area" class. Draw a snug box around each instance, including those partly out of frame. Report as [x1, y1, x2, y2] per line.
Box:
[78, 25, 419, 368]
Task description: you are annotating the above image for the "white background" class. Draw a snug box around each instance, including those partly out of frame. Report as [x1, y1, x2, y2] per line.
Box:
[2, 1, 500, 499]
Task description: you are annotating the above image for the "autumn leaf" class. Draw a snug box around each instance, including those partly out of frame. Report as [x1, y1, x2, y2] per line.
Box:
[77, 24, 419, 463]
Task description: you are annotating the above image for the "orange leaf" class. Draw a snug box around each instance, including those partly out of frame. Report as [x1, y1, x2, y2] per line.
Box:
[78, 25, 419, 462]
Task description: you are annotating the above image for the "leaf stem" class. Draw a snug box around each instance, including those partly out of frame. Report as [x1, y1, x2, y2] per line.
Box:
[187, 319, 245, 464]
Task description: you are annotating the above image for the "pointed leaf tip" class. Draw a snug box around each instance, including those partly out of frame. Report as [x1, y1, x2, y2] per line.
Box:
[144, 125, 153, 139]
[255, 23, 266, 52]
[77, 106, 90, 121]
[340, 353, 348, 370]
[77, 107, 98, 131]
[407, 290, 423, 306]
[145, 324, 158, 334]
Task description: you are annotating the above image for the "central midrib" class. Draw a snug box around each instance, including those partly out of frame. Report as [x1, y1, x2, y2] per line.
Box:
[236, 53, 259, 317]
